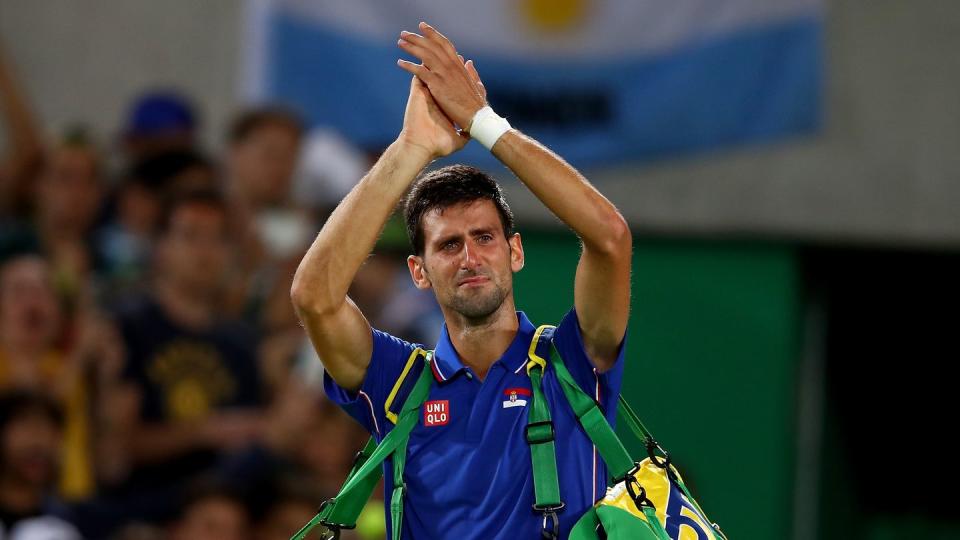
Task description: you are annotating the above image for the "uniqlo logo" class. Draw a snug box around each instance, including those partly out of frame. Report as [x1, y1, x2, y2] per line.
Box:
[423, 400, 449, 427]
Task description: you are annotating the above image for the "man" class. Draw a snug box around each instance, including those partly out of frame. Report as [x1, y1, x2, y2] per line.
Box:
[0, 391, 81, 539]
[222, 107, 313, 331]
[120, 91, 198, 164]
[291, 22, 631, 539]
[168, 482, 251, 540]
[225, 107, 304, 216]
[97, 149, 216, 301]
[0, 253, 106, 501]
[115, 190, 263, 496]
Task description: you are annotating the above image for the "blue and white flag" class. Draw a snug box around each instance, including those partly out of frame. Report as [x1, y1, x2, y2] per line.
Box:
[244, 0, 822, 168]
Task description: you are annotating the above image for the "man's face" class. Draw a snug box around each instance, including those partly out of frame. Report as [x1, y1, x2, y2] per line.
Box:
[37, 146, 101, 231]
[157, 204, 230, 292]
[172, 497, 249, 540]
[229, 124, 300, 207]
[408, 200, 523, 321]
[0, 257, 61, 350]
[0, 411, 62, 489]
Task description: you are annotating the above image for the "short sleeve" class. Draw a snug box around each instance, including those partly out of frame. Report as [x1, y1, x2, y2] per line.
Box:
[323, 328, 421, 439]
[552, 309, 626, 415]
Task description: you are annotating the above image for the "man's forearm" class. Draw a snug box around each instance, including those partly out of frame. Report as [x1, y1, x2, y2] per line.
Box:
[0, 43, 43, 192]
[491, 130, 630, 254]
[291, 140, 431, 313]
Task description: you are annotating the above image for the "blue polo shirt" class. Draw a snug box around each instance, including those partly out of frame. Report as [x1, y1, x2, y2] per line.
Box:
[323, 309, 625, 539]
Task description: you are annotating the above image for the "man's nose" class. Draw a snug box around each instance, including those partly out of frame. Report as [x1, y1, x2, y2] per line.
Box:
[460, 242, 480, 269]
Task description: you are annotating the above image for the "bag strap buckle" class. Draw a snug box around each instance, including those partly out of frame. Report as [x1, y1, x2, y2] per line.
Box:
[525, 420, 555, 444]
[532, 503, 564, 539]
[313, 500, 356, 539]
[624, 477, 655, 510]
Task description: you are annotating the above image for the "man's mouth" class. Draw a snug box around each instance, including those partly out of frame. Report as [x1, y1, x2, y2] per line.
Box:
[457, 275, 489, 287]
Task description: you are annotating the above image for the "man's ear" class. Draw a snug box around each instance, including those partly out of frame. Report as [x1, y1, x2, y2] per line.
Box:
[509, 233, 524, 272]
[407, 254, 433, 290]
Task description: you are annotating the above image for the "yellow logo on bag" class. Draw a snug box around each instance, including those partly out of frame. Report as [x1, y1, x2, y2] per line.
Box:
[601, 459, 715, 539]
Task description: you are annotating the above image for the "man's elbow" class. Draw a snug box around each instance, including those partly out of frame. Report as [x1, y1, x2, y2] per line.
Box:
[290, 277, 331, 317]
[596, 213, 632, 259]
[289, 278, 312, 312]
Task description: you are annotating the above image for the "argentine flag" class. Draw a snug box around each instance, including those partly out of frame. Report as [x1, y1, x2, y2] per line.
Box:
[244, 0, 821, 168]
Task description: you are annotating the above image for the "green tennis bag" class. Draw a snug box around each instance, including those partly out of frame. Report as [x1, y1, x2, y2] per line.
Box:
[525, 325, 727, 540]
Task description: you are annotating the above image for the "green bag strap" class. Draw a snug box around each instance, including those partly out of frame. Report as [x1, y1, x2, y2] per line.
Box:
[529, 330, 633, 480]
[617, 394, 658, 448]
[391, 434, 409, 540]
[290, 350, 434, 540]
[547, 341, 727, 540]
[524, 326, 565, 539]
[613, 379, 727, 539]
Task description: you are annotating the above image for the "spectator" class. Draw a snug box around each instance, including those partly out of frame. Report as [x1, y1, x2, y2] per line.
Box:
[222, 107, 313, 332]
[226, 107, 303, 215]
[96, 149, 217, 302]
[120, 91, 199, 164]
[0, 391, 81, 539]
[32, 134, 105, 304]
[0, 130, 105, 313]
[254, 479, 323, 540]
[0, 254, 103, 500]
[169, 482, 251, 540]
[115, 189, 264, 495]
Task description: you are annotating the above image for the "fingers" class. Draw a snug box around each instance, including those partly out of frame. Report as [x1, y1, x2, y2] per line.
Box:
[397, 59, 429, 79]
[465, 60, 486, 100]
[419, 21, 458, 58]
[397, 36, 444, 70]
[400, 30, 430, 49]
[399, 23, 460, 69]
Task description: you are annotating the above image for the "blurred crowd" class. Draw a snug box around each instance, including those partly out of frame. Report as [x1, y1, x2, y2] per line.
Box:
[0, 42, 440, 540]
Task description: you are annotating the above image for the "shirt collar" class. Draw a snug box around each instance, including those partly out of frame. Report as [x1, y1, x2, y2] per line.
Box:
[432, 311, 537, 383]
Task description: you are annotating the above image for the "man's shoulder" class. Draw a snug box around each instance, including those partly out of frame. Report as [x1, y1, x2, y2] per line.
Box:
[371, 326, 425, 357]
[546, 308, 581, 349]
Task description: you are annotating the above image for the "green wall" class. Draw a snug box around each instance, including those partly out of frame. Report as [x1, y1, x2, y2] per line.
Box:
[514, 229, 800, 539]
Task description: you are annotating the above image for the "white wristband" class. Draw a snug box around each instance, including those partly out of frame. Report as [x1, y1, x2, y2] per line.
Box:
[468, 106, 511, 150]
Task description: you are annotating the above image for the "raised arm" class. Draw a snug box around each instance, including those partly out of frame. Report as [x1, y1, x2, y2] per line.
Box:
[398, 23, 631, 372]
[290, 77, 467, 391]
[0, 41, 43, 212]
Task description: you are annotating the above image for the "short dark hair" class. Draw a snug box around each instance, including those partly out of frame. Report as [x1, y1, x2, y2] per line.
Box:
[0, 391, 65, 435]
[176, 479, 251, 522]
[227, 107, 304, 145]
[126, 149, 213, 193]
[156, 189, 229, 237]
[403, 165, 514, 255]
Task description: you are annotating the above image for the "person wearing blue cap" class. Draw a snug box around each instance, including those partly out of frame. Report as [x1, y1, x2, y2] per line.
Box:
[121, 90, 197, 162]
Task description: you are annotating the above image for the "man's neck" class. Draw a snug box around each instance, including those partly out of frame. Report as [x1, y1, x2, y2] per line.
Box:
[442, 300, 519, 381]
[154, 280, 216, 330]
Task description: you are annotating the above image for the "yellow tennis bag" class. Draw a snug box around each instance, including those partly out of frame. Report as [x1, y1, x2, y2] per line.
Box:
[526, 326, 727, 540]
